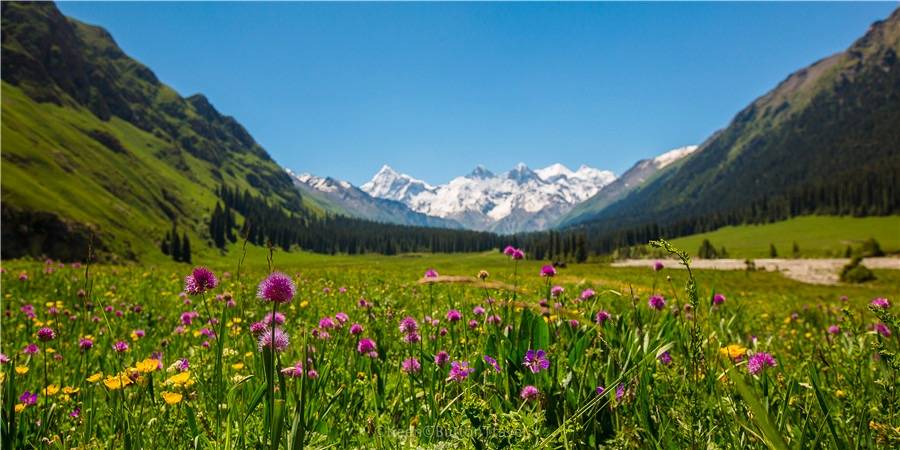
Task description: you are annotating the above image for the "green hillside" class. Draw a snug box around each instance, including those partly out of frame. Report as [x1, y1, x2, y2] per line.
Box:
[668, 215, 900, 258]
[562, 8, 900, 253]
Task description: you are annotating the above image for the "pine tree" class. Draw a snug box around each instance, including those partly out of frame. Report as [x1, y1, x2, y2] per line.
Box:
[769, 243, 778, 258]
[161, 231, 171, 255]
[171, 228, 182, 262]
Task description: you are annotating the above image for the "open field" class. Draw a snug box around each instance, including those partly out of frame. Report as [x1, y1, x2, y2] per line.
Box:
[668, 216, 900, 258]
[2, 246, 898, 448]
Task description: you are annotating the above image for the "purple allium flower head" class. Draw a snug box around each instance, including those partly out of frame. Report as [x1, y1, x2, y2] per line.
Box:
[595, 310, 611, 325]
[401, 357, 421, 374]
[357, 338, 377, 356]
[713, 294, 726, 306]
[653, 261, 664, 271]
[446, 309, 462, 322]
[447, 361, 475, 382]
[595, 386, 605, 395]
[249, 321, 267, 336]
[281, 361, 305, 378]
[648, 295, 666, 311]
[23, 343, 39, 355]
[473, 306, 485, 316]
[487, 315, 502, 325]
[873, 323, 892, 337]
[747, 352, 777, 375]
[69, 407, 80, 419]
[79, 338, 93, 351]
[483, 355, 501, 372]
[258, 327, 290, 353]
[424, 268, 439, 279]
[349, 323, 363, 335]
[19, 391, 38, 406]
[358, 298, 371, 309]
[18, 272, 28, 281]
[503, 245, 516, 256]
[306, 369, 319, 379]
[439, 327, 448, 337]
[520, 385, 540, 401]
[580, 289, 596, 301]
[523, 349, 550, 373]
[616, 383, 626, 400]
[468, 319, 479, 329]
[37, 327, 56, 342]
[184, 267, 218, 296]
[434, 350, 450, 366]
[176, 358, 190, 372]
[257, 272, 296, 304]
[113, 341, 129, 353]
[399, 316, 419, 334]
[334, 312, 349, 324]
[658, 351, 673, 366]
[871, 297, 891, 309]
[550, 285, 564, 297]
[133, 329, 145, 338]
[827, 325, 841, 335]
[264, 312, 286, 326]
[0, 353, 8, 364]
[339, 287, 347, 294]
[511, 249, 525, 260]
[568, 319, 580, 328]
[403, 332, 421, 344]
[318, 317, 336, 329]
[540, 265, 557, 277]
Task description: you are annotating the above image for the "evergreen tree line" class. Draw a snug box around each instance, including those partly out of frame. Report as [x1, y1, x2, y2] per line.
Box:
[213, 185, 502, 255]
[160, 224, 192, 263]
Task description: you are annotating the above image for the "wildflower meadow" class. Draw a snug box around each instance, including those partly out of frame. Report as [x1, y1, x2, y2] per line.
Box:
[1, 240, 898, 449]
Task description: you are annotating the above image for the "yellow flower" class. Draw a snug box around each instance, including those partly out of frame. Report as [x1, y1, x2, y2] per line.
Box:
[63, 386, 80, 395]
[231, 363, 244, 370]
[14, 404, 26, 413]
[720, 344, 748, 361]
[232, 317, 242, 324]
[165, 371, 191, 386]
[87, 372, 103, 383]
[103, 374, 132, 390]
[299, 301, 309, 308]
[15, 366, 29, 375]
[135, 358, 160, 374]
[161, 391, 183, 405]
[836, 390, 847, 399]
[43, 384, 60, 396]
[45, 348, 56, 354]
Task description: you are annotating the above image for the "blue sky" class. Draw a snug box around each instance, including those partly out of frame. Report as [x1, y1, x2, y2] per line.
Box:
[59, 2, 896, 185]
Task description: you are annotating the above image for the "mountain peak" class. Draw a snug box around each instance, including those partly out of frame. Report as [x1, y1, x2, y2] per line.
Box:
[467, 165, 495, 179]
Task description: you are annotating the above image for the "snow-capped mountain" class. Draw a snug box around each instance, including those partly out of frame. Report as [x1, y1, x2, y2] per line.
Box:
[360, 163, 616, 233]
[287, 169, 462, 229]
[557, 145, 699, 227]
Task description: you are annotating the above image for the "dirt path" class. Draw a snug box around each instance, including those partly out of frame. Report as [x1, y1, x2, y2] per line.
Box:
[611, 257, 900, 285]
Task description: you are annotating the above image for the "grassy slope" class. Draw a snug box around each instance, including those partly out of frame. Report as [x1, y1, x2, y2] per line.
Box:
[668, 215, 900, 258]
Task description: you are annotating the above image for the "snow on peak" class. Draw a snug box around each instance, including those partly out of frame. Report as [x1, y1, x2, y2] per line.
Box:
[653, 145, 699, 169]
[535, 163, 574, 181]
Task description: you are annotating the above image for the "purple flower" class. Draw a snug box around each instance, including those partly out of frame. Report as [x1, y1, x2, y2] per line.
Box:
[873, 323, 892, 337]
[257, 272, 296, 304]
[653, 261, 664, 271]
[446, 309, 462, 322]
[595, 310, 611, 325]
[357, 338, 377, 357]
[264, 312, 286, 326]
[133, 329, 145, 338]
[827, 325, 841, 335]
[176, 358, 190, 372]
[648, 295, 666, 311]
[472, 306, 485, 316]
[180, 311, 198, 325]
[540, 265, 556, 277]
[19, 391, 37, 406]
[595, 386, 605, 396]
[658, 351, 672, 366]
[424, 269, 439, 279]
[69, 407, 80, 419]
[580, 289, 596, 301]
[520, 385, 540, 401]
[616, 383, 626, 400]
[523, 349, 550, 373]
[870, 297, 891, 309]
[37, 327, 56, 342]
[349, 323, 363, 335]
[447, 361, 475, 382]
[403, 332, 421, 344]
[0, 354, 8, 364]
[23, 343, 39, 355]
[257, 327, 290, 353]
[398, 316, 419, 334]
[184, 267, 218, 295]
[487, 315, 502, 325]
[112, 341, 129, 353]
[550, 285, 564, 297]
[434, 351, 449, 366]
[79, 338, 93, 351]
[334, 312, 349, 324]
[511, 249, 525, 260]
[249, 321, 267, 336]
[483, 355, 501, 373]
[713, 294, 726, 306]
[468, 319, 479, 329]
[401, 357, 421, 374]
[503, 245, 516, 256]
[747, 352, 777, 375]
[318, 317, 336, 329]
[281, 361, 305, 378]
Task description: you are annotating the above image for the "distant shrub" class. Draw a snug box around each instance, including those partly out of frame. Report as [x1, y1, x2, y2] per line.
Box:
[860, 238, 885, 257]
[769, 243, 778, 258]
[840, 256, 876, 283]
